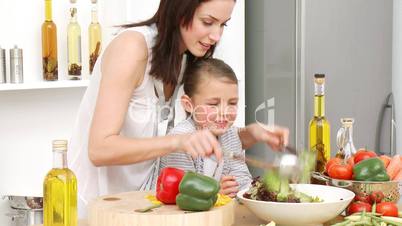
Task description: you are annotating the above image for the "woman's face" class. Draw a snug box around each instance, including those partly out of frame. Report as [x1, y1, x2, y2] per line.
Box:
[180, 0, 235, 56]
[186, 76, 238, 131]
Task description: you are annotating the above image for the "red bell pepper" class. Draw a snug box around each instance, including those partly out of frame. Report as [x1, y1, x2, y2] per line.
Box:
[156, 167, 185, 204]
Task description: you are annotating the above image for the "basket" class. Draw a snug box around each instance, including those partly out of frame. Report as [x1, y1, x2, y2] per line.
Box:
[312, 172, 401, 203]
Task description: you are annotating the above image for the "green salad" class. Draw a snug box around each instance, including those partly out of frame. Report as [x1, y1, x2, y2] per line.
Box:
[243, 150, 321, 203]
[243, 170, 322, 203]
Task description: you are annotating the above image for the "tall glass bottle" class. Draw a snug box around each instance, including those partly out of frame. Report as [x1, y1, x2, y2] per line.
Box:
[43, 140, 77, 226]
[88, 6, 102, 74]
[309, 74, 331, 173]
[42, 0, 58, 81]
[67, 6, 82, 79]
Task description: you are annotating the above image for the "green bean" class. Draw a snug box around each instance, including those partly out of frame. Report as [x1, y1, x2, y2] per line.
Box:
[347, 220, 372, 226]
[331, 219, 352, 226]
[351, 212, 382, 217]
[372, 203, 377, 215]
[370, 215, 402, 226]
[372, 218, 381, 226]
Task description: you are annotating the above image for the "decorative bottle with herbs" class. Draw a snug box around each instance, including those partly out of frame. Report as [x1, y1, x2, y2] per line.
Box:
[43, 140, 77, 226]
[309, 74, 331, 173]
[41, 0, 58, 81]
[67, 1, 82, 79]
[88, 0, 101, 74]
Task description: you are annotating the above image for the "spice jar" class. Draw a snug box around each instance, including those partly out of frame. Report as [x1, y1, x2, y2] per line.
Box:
[10, 45, 23, 83]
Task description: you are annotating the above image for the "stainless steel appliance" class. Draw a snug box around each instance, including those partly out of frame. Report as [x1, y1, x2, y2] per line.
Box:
[4, 196, 43, 226]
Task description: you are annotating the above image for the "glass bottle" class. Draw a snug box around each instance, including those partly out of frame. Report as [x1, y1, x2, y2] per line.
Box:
[43, 140, 77, 226]
[88, 6, 102, 74]
[67, 6, 82, 79]
[42, 0, 58, 81]
[336, 118, 357, 160]
[309, 74, 331, 173]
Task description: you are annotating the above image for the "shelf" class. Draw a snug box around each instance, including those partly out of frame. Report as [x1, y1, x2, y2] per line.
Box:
[0, 80, 89, 91]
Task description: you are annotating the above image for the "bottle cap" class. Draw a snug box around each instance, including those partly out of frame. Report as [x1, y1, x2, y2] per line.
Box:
[340, 118, 354, 126]
[52, 140, 68, 151]
[91, 0, 97, 3]
[10, 45, 23, 59]
[70, 0, 77, 3]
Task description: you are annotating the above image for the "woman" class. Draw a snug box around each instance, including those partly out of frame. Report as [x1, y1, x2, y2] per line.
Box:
[68, 0, 288, 217]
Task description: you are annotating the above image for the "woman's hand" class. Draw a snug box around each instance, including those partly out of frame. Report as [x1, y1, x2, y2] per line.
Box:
[175, 130, 223, 161]
[219, 175, 239, 198]
[239, 123, 289, 151]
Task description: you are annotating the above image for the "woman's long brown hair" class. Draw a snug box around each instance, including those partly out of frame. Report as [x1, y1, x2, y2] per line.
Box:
[122, 0, 234, 85]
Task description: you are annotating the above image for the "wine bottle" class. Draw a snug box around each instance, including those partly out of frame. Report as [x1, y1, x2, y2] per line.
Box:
[88, 6, 101, 74]
[309, 74, 331, 173]
[42, 0, 58, 81]
[67, 6, 82, 79]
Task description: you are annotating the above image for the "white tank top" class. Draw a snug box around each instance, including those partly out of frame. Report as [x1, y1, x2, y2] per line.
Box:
[68, 24, 186, 217]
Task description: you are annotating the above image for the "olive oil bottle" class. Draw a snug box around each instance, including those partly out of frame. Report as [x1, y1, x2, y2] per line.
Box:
[309, 74, 331, 173]
[88, 3, 102, 74]
[43, 140, 77, 226]
[42, 0, 58, 81]
[67, 1, 82, 79]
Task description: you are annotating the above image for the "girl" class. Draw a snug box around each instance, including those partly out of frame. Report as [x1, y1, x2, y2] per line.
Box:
[161, 58, 276, 197]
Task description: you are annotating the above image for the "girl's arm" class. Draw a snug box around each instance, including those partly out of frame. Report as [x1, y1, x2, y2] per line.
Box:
[238, 123, 289, 151]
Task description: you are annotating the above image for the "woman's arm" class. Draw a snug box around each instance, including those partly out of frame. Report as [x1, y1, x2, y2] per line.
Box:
[88, 30, 181, 166]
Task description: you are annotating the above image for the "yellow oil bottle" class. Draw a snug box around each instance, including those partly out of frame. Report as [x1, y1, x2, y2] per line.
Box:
[309, 74, 331, 174]
[43, 140, 77, 226]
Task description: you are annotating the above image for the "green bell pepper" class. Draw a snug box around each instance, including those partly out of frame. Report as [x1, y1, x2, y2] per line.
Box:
[176, 171, 220, 211]
[353, 157, 390, 181]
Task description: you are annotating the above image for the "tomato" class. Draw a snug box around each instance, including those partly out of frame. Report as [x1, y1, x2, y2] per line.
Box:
[369, 191, 384, 204]
[325, 158, 342, 173]
[376, 202, 399, 217]
[354, 149, 377, 164]
[354, 193, 371, 204]
[347, 201, 372, 215]
[328, 162, 353, 180]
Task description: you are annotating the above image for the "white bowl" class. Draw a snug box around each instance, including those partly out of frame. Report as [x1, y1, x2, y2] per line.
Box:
[237, 184, 355, 226]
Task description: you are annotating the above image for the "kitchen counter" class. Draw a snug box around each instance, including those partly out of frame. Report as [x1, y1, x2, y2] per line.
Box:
[34, 202, 343, 226]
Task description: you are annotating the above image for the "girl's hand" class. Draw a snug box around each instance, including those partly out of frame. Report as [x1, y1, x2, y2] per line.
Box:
[219, 175, 239, 198]
[244, 123, 289, 151]
[175, 130, 223, 161]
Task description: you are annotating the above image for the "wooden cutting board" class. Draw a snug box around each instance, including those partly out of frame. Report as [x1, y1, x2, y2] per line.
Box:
[88, 191, 235, 226]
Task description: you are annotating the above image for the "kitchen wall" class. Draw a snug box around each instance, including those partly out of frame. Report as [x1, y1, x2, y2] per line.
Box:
[245, 0, 396, 177]
[245, 0, 298, 176]
[393, 0, 402, 155]
[0, 0, 244, 225]
[303, 0, 393, 155]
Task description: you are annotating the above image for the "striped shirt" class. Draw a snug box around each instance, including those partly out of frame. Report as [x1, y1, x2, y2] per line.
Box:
[160, 118, 252, 191]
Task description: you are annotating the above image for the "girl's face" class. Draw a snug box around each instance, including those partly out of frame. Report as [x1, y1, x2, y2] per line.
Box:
[182, 77, 238, 131]
[180, 0, 235, 56]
